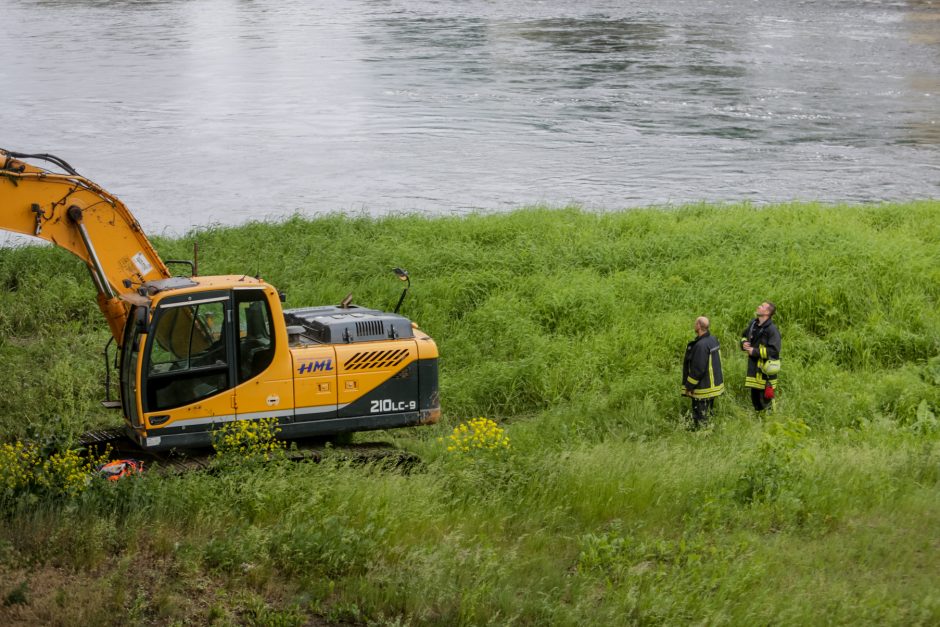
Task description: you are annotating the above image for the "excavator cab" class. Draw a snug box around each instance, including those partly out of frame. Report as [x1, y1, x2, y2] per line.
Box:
[118, 283, 284, 446]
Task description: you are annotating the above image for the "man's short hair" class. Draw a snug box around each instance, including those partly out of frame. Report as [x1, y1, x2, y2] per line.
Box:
[696, 316, 710, 331]
[765, 301, 776, 317]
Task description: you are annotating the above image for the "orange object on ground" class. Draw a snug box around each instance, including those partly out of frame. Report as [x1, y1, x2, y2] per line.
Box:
[98, 459, 144, 481]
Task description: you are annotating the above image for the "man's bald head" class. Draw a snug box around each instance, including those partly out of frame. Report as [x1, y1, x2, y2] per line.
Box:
[695, 316, 710, 336]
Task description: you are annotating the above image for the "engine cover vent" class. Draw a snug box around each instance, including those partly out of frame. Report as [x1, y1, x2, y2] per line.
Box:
[356, 320, 384, 338]
[344, 348, 411, 371]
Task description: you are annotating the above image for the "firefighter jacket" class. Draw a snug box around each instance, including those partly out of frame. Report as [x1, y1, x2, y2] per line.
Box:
[741, 318, 781, 390]
[683, 332, 724, 399]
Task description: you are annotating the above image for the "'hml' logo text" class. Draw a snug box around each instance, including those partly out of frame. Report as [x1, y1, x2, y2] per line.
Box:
[298, 359, 333, 374]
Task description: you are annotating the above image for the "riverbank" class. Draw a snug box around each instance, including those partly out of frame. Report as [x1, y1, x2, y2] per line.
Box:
[1, 202, 939, 624]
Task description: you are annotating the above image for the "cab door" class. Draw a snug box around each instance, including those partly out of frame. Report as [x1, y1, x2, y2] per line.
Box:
[141, 292, 237, 429]
[232, 288, 294, 422]
[119, 305, 146, 429]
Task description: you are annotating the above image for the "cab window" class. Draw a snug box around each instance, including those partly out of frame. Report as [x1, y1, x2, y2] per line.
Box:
[144, 298, 231, 412]
[236, 291, 275, 383]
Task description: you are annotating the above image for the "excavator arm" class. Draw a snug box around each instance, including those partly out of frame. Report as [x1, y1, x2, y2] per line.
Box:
[0, 150, 171, 344]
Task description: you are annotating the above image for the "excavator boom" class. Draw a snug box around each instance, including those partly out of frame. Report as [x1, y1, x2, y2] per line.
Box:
[0, 150, 171, 344]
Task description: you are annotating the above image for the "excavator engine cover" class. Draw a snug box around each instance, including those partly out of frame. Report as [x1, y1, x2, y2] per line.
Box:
[285, 305, 415, 344]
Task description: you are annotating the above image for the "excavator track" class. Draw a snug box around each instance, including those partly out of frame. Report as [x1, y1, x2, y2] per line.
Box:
[76, 427, 420, 476]
[77, 427, 128, 449]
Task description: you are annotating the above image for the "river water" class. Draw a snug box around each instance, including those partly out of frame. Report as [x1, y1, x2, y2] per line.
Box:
[2, 0, 939, 235]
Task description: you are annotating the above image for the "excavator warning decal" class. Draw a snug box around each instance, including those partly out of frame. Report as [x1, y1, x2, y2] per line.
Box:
[132, 252, 153, 277]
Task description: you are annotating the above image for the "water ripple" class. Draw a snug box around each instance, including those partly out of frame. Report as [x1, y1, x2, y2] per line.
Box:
[1, 0, 937, 233]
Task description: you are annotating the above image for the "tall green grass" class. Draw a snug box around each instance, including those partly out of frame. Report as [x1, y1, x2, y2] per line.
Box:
[1, 202, 939, 624]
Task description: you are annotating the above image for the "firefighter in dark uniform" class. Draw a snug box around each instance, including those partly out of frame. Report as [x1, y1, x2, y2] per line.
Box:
[741, 301, 781, 412]
[682, 316, 724, 428]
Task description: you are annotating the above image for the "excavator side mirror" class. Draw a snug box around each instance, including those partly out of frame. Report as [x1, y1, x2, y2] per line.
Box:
[392, 267, 411, 314]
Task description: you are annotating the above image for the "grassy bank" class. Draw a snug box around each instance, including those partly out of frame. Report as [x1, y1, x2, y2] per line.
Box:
[1, 202, 939, 625]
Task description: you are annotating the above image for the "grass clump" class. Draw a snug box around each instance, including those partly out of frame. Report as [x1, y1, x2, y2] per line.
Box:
[1, 202, 940, 624]
[736, 417, 813, 505]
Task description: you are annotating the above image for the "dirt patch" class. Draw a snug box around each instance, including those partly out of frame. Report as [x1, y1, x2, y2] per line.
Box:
[0, 555, 332, 626]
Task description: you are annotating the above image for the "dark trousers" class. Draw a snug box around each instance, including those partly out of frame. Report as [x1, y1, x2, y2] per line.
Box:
[750, 386, 776, 412]
[691, 398, 714, 426]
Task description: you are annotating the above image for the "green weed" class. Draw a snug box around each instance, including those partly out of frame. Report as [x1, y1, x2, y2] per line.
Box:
[736, 417, 813, 505]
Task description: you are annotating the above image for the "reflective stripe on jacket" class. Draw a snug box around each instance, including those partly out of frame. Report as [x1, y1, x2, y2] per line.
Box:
[741, 318, 781, 390]
[683, 333, 724, 399]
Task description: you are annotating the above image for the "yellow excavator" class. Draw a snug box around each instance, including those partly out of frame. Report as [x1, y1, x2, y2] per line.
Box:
[0, 149, 440, 450]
